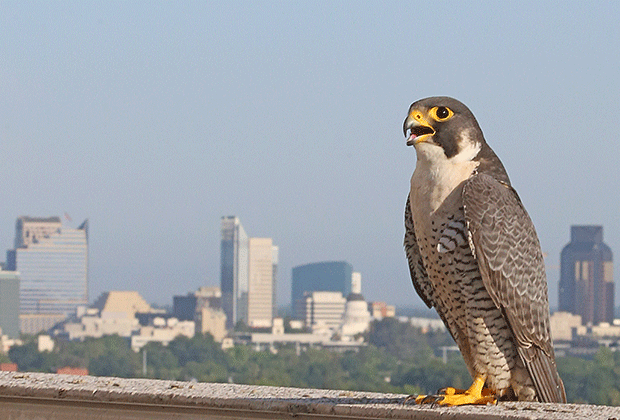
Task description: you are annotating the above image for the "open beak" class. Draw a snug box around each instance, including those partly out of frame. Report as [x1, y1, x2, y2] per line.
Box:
[403, 112, 435, 146]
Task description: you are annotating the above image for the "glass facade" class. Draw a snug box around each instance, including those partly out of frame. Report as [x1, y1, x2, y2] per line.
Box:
[220, 216, 248, 329]
[560, 225, 614, 325]
[291, 261, 352, 318]
[9, 218, 88, 316]
[0, 271, 20, 338]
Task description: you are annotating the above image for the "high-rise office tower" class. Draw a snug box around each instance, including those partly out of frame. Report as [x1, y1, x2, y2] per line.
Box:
[220, 217, 278, 330]
[0, 270, 20, 338]
[247, 238, 275, 327]
[291, 261, 352, 318]
[6, 216, 88, 316]
[559, 225, 614, 325]
[271, 245, 279, 319]
[220, 216, 248, 329]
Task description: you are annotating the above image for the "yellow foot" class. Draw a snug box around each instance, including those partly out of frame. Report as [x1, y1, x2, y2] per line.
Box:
[409, 375, 497, 406]
[413, 391, 496, 406]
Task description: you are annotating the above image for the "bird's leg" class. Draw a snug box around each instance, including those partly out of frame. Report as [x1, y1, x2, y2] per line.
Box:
[413, 375, 497, 406]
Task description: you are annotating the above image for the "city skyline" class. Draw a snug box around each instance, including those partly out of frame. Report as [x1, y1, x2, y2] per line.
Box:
[0, 214, 617, 313]
[1, 3, 619, 308]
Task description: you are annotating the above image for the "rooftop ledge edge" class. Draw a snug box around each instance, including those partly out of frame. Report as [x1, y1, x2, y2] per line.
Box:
[0, 372, 617, 420]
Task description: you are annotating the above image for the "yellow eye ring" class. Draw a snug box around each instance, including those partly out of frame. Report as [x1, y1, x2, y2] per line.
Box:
[430, 106, 454, 121]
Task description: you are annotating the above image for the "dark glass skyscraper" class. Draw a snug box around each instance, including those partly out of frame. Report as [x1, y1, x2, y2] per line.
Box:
[559, 226, 614, 325]
[291, 261, 352, 318]
[220, 216, 248, 329]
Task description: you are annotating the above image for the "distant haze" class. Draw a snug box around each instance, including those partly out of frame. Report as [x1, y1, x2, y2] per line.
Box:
[1, 2, 619, 309]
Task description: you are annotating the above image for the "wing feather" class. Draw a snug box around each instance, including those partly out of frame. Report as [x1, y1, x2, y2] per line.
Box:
[404, 194, 435, 308]
[463, 174, 566, 403]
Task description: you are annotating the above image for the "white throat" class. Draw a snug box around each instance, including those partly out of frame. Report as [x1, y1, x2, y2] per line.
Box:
[410, 141, 481, 214]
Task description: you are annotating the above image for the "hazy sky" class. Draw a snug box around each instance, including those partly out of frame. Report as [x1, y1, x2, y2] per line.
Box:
[1, 2, 619, 309]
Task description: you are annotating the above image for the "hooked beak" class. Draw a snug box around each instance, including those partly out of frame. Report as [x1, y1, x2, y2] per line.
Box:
[403, 111, 435, 146]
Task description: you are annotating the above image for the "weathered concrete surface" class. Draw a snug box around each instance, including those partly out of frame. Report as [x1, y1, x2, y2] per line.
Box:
[0, 371, 618, 419]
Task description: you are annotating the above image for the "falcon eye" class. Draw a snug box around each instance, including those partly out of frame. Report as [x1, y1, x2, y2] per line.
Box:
[436, 107, 449, 118]
[430, 106, 454, 121]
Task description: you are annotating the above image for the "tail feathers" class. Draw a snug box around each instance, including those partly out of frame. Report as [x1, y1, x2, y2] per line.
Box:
[518, 347, 566, 403]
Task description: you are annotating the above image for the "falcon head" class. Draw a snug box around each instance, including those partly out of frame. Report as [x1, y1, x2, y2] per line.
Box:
[403, 97, 484, 162]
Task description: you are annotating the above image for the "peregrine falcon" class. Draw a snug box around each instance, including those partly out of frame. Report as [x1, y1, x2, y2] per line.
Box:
[403, 97, 566, 405]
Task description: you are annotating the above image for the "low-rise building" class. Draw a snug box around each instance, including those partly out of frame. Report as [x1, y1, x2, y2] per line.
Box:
[56, 367, 88, 375]
[288, 320, 304, 330]
[197, 307, 227, 342]
[0, 327, 22, 353]
[92, 291, 153, 318]
[239, 318, 367, 353]
[37, 335, 54, 352]
[55, 291, 189, 349]
[369, 302, 396, 320]
[406, 316, 446, 332]
[61, 308, 140, 340]
[589, 322, 620, 338]
[173, 286, 222, 321]
[130, 317, 195, 351]
[550, 311, 584, 341]
[0, 363, 17, 371]
[173, 287, 227, 342]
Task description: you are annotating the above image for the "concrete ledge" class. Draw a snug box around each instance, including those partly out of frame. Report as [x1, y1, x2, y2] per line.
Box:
[0, 372, 618, 419]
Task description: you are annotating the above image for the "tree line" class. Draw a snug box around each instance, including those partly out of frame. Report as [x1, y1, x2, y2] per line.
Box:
[6, 318, 620, 405]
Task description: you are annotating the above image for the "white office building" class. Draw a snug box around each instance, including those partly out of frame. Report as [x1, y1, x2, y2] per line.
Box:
[303, 291, 346, 332]
[7, 217, 88, 317]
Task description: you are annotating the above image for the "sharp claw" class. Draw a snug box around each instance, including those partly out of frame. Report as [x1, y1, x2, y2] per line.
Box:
[420, 395, 440, 405]
[406, 387, 497, 406]
[420, 395, 433, 404]
[403, 395, 418, 405]
[430, 397, 442, 408]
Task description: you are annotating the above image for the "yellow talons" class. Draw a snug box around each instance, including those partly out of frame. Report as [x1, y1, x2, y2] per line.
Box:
[413, 375, 497, 406]
[433, 392, 496, 406]
[438, 387, 461, 396]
